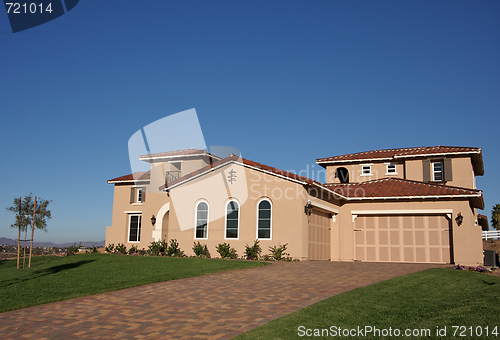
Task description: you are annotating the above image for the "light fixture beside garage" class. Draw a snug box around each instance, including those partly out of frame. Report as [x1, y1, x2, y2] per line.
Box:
[151, 215, 156, 226]
[305, 201, 313, 215]
[455, 212, 463, 226]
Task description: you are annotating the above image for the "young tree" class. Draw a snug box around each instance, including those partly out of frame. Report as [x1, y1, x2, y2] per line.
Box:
[6, 194, 52, 232]
[492, 204, 500, 230]
[6, 194, 52, 266]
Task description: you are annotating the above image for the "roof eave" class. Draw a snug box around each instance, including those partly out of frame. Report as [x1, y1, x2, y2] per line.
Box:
[393, 150, 481, 159]
[316, 157, 393, 165]
[139, 153, 221, 163]
[107, 180, 150, 184]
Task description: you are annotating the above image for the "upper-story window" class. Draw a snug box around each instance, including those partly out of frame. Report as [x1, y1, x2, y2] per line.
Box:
[361, 164, 372, 176]
[195, 201, 209, 239]
[432, 162, 443, 181]
[423, 159, 452, 183]
[225, 200, 239, 239]
[335, 167, 349, 183]
[130, 187, 145, 204]
[386, 164, 397, 175]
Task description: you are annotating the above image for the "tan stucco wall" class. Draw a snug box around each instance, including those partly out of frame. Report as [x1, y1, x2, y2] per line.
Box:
[334, 199, 483, 266]
[326, 162, 404, 184]
[105, 183, 170, 250]
[327, 157, 477, 190]
[107, 161, 482, 266]
[447, 157, 475, 188]
[164, 164, 312, 259]
[107, 163, 316, 260]
[404, 159, 423, 182]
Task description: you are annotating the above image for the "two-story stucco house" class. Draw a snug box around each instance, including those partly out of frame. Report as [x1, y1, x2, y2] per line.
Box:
[106, 146, 485, 266]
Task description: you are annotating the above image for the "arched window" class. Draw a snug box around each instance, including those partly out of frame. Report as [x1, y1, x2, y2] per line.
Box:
[225, 200, 239, 239]
[195, 201, 208, 239]
[257, 199, 272, 239]
[335, 167, 349, 183]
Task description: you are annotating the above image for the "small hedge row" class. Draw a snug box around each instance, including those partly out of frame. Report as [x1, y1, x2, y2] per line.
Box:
[104, 239, 297, 261]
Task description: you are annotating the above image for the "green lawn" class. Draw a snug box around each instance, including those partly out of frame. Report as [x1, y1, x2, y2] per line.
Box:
[235, 268, 500, 340]
[0, 253, 268, 313]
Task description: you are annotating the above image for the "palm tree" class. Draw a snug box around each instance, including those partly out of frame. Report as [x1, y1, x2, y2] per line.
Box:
[492, 204, 500, 230]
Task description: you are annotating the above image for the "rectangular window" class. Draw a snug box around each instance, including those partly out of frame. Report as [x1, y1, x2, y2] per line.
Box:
[361, 165, 372, 175]
[128, 214, 141, 242]
[136, 188, 143, 203]
[386, 164, 396, 174]
[432, 162, 443, 181]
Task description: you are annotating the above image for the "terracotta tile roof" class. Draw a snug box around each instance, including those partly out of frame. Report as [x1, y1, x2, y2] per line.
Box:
[478, 214, 489, 231]
[107, 171, 150, 184]
[139, 148, 220, 161]
[325, 178, 484, 209]
[316, 146, 481, 164]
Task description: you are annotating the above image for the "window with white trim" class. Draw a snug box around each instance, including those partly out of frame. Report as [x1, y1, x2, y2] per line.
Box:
[257, 200, 272, 239]
[195, 201, 209, 239]
[136, 188, 143, 203]
[432, 162, 443, 181]
[225, 201, 239, 239]
[361, 165, 372, 175]
[386, 164, 397, 175]
[128, 214, 142, 242]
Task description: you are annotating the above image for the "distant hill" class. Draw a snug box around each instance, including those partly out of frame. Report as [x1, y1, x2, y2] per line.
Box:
[0, 237, 105, 248]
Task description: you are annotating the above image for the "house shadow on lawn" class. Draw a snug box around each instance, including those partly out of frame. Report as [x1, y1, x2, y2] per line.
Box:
[0, 260, 95, 288]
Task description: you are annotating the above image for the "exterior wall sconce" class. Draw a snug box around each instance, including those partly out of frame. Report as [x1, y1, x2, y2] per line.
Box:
[304, 201, 313, 216]
[151, 215, 156, 226]
[455, 212, 463, 226]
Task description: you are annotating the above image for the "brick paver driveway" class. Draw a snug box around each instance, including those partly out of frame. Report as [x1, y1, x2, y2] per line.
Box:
[0, 261, 442, 339]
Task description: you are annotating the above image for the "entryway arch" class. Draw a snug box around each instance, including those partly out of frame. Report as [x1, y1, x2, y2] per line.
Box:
[152, 202, 170, 242]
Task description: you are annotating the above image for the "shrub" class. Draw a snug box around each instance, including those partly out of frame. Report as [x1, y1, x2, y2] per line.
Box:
[261, 254, 272, 261]
[104, 243, 115, 253]
[167, 239, 185, 257]
[148, 240, 168, 256]
[138, 248, 147, 256]
[216, 242, 238, 259]
[449, 264, 492, 274]
[193, 241, 211, 258]
[66, 243, 81, 256]
[269, 243, 289, 261]
[115, 243, 127, 255]
[128, 245, 138, 255]
[90, 244, 99, 253]
[244, 240, 262, 260]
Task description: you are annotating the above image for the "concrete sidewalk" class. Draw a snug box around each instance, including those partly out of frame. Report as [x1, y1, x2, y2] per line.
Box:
[0, 261, 442, 339]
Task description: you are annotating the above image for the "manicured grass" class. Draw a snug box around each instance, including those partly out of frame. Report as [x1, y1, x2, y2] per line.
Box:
[235, 268, 500, 339]
[0, 253, 268, 313]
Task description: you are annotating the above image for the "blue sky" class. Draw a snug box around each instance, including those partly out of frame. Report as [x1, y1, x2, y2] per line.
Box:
[1, 1, 499, 243]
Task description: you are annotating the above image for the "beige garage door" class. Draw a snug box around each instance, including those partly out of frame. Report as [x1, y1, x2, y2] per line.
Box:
[308, 209, 331, 260]
[354, 215, 452, 264]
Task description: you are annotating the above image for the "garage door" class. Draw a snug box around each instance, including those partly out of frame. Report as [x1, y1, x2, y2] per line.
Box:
[354, 215, 452, 264]
[308, 209, 331, 260]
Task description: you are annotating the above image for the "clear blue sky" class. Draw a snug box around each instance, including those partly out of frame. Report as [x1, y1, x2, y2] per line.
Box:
[1, 1, 499, 243]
